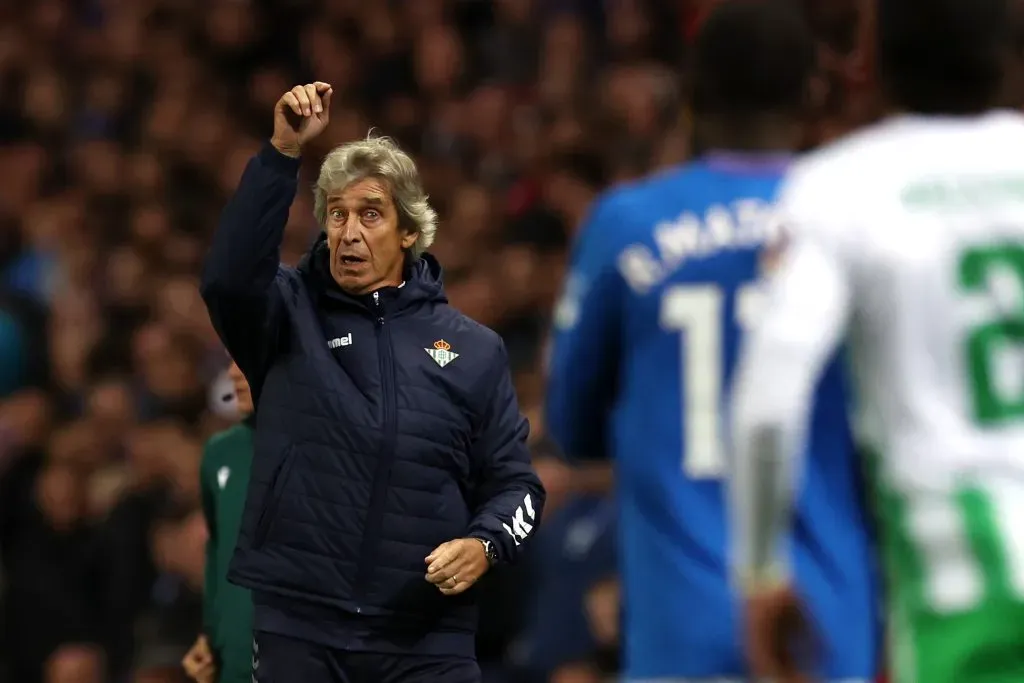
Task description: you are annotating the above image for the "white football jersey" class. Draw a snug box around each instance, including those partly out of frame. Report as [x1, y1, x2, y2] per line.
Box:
[750, 111, 1024, 493]
[731, 113, 1024, 676]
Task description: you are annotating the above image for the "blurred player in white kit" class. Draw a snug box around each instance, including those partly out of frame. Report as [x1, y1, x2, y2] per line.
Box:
[729, 0, 1024, 682]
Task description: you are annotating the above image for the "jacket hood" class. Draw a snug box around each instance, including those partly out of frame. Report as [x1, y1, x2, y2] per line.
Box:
[297, 231, 447, 310]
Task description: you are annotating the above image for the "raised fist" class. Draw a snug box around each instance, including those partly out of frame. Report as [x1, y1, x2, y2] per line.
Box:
[271, 82, 333, 158]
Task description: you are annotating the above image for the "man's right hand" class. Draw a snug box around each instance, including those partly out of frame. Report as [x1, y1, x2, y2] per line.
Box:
[271, 82, 333, 158]
[181, 634, 217, 683]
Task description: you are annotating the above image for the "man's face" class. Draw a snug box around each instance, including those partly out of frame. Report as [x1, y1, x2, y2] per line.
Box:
[228, 361, 254, 415]
[325, 177, 417, 295]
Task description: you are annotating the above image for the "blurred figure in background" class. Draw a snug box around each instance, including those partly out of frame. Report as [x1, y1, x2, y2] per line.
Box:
[1, 457, 100, 683]
[514, 494, 617, 683]
[0, 291, 48, 397]
[546, 0, 878, 680]
[135, 505, 207, 683]
[183, 361, 255, 683]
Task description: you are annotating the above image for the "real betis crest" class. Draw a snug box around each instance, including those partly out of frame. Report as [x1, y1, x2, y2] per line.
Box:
[425, 339, 459, 368]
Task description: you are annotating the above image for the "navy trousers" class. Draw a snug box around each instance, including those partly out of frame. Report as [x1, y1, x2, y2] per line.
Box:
[252, 631, 482, 683]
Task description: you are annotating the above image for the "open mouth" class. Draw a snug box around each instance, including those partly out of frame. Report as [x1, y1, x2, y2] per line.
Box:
[340, 255, 366, 265]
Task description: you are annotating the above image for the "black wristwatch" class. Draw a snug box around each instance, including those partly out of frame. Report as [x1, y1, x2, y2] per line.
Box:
[474, 537, 498, 565]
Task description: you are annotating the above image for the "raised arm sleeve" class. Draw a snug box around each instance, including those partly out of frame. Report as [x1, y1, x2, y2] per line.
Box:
[200, 142, 300, 385]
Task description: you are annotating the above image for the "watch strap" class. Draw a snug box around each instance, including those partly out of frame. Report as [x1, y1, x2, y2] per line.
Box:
[473, 537, 498, 565]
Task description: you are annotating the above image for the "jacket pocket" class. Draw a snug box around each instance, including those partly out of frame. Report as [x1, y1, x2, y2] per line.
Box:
[252, 448, 297, 549]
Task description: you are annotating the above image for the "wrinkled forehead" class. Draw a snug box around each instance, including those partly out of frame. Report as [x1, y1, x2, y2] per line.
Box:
[326, 176, 394, 208]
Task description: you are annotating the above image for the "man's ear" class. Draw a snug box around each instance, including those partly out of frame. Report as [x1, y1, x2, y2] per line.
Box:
[400, 230, 419, 251]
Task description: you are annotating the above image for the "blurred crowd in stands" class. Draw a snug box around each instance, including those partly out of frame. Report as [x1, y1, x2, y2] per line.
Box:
[0, 0, 867, 682]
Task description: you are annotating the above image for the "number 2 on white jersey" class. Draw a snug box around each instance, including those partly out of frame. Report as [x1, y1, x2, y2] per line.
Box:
[659, 284, 762, 479]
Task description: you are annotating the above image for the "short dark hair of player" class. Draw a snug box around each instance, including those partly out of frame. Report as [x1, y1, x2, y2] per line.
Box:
[878, 0, 1012, 114]
[691, 0, 817, 120]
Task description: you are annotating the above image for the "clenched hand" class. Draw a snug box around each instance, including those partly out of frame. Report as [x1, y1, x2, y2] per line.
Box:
[424, 538, 490, 596]
[181, 634, 216, 683]
[271, 82, 333, 158]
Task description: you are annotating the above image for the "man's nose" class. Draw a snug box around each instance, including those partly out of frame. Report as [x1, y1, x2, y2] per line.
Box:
[340, 218, 361, 243]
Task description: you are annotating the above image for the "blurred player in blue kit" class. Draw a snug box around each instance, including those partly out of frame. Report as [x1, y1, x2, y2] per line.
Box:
[545, 1, 879, 681]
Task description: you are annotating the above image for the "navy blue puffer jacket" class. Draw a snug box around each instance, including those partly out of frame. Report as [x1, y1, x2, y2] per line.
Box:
[200, 142, 545, 656]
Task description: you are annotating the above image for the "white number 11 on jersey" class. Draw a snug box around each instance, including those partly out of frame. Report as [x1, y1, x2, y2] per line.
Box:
[659, 283, 763, 479]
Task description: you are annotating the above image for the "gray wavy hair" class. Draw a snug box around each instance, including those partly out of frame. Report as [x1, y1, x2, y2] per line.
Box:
[313, 135, 438, 258]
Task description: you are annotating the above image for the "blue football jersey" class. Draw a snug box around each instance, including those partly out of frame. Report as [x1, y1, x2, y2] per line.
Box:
[545, 154, 879, 681]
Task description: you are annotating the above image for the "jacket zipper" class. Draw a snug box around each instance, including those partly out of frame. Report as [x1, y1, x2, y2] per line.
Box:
[352, 290, 400, 610]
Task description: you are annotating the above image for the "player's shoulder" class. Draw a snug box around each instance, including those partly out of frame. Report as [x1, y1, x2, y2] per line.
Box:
[579, 178, 650, 244]
[773, 120, 920, 240]
[786, 112, 1024, 202]
[612, 163, 716, 206]
[582, 165, 706, 240]
[783, 122, 900, 199]
[203, 421, 254, 465]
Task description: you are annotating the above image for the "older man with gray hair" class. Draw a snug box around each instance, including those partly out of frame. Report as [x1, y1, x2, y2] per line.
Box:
[200, 81, 545, 683]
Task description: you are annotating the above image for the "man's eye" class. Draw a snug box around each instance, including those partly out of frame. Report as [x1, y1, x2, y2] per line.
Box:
[363, 210, 380, 220]
[330, 209, 344, 220]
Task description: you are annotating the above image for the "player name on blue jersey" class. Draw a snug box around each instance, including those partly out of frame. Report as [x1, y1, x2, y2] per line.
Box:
[546, 155, 879, 682]
[618, 197, 783, 295]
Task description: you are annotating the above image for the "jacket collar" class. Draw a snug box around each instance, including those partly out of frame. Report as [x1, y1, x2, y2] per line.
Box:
[297, 232, 447, 315]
